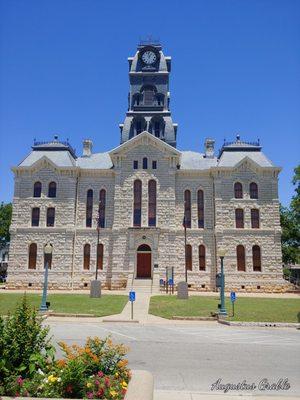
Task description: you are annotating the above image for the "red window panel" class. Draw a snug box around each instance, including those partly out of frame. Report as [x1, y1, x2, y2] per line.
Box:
[235, 208, 244, 228]
[148, 180, 157, 227]
[236, 245, 246, 271]
[199, 245, 206, 271]
[133, 180, 142, 227]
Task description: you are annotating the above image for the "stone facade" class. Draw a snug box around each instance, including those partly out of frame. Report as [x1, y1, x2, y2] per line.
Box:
[8, 42, 288, 292]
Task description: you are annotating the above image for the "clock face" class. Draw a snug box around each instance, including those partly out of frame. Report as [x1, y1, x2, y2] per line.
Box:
[142, 50, 157, 65]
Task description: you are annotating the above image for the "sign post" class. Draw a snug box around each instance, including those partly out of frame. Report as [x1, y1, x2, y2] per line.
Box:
[230, 291, 236, 317]
[129, 291, 136, 320]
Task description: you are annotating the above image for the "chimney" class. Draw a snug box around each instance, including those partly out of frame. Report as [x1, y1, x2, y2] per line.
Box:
[83, 139, 93, 157]
[204, 138, 215, 158]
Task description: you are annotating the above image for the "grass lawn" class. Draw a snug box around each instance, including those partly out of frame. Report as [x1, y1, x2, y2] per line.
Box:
[0, 293, 128, 317]
[149, 295, 300, 323]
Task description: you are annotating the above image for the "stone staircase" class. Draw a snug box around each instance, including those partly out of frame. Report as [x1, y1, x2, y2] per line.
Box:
[126, 273, 160, 294]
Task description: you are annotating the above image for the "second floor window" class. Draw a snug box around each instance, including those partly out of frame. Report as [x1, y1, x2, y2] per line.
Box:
[197, 189, 204, 228]
[133, 180, 142, 227]
[99, 189, 106, 228]
[133, 160, 138, 169]
[186, 244, 192, 271]
[251, 209, 260, 228]
[184, 190, 191, 228]
[148, 180, 157, 227]
[31, 207, 40, 227]
[237, 245, 246, 271]
[152, 161, 157, 169]
[235, 208, 244, 228]
[234, 182, 243, 199]
[46, 207, 55, 227]
[86, 189, 93, 227]
[33, 182, 42, 197]
[48, 182, 57, 198]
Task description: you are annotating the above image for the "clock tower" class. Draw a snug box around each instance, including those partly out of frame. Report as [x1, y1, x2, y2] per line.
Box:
[119, 40, 178, 147]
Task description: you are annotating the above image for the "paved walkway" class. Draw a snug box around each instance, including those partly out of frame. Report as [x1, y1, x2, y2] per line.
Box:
[154, 391, 299, 399]
[103, 292, 166, 323]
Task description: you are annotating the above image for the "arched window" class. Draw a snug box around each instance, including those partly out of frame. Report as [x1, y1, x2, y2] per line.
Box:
[44, 248, 52, 269]
[99, 189, 106, 228]
[197, 190, 204, 228]
[148, 180, 157, 227]
[251, 209, 260, 228]
[138, 244, 151, 251]
[184, 190, 191, 228]
[46, 207, 55, 227]
[250, 182, 258, 199]
[150, 116, 164, 138]
[28, 243, 37, 269]
[143, 157, 148, 169]
[234, 182, 243, 199]
[252, 245, 261, 271]
[97, 243, 103, 270]
[156, 93, 164, 106]
[31, 207, 40, 227]
[235, 208, 244, 228]
[237, 245, 246, 271]
[33, 182, 42, 198]
[131, 117, 146, 137]
[133, 180, 142, 227]
[48, 182, 57, 198]
[86, 189, 93, 227]
[83, 244, 90, 270]
[199, 245, 206, 271]
[186, 244, 192, 271]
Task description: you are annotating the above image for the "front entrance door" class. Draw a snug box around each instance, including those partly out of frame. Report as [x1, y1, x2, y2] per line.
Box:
[136, 244, 152, 278]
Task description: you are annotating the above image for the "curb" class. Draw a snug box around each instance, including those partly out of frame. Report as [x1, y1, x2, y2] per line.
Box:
[172, 316, 217, 321]
[218, 319, 300, 328]
[102, 319, 140, 323]
[47, 312, 96, 317]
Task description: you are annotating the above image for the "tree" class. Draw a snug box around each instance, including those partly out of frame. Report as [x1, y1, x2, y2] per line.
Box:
[0, 202, 12, 249]
[280, 166, 300, 264]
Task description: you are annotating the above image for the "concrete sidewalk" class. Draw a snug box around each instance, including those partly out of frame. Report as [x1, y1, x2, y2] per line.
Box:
[154, 391, 299, 399]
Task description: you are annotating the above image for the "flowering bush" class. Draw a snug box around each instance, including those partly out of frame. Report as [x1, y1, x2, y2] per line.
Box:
[0, 297, 131, 399]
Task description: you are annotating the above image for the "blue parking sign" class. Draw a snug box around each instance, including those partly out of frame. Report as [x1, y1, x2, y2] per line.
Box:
[129, 291, 135, 302]
[230, 291, 236, 302]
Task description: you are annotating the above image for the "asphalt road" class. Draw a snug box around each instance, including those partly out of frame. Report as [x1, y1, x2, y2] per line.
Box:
[47, 320, 300, 397]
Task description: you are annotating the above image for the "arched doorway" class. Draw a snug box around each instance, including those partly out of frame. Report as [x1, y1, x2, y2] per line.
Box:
[136, 244, 152, 278]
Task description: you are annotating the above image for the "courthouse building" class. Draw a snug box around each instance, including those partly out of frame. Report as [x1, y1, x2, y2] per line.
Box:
[8, 42, 287, 292]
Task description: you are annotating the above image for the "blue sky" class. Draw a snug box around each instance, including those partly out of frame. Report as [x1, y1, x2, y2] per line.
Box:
[0, 0, 299, 205]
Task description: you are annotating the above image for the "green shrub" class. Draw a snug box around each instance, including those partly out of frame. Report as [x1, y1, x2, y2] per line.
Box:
[0, 296, 131, 399]
[0, 295, 55, 394]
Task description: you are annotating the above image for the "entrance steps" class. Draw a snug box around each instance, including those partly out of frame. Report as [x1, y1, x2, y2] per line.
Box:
[126, 277, 160, 294]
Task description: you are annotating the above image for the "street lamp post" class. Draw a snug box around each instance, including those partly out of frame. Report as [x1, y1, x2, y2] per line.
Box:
[90, 201, 102, 298]
[40, 243, 53, 312]
[218, 248, 227, 316]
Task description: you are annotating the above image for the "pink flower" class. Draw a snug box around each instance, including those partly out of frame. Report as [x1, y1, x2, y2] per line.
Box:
[104, 377, 110, 387]
[87, 392, 94, 399]
[97, 388, 104, 397]
[95, 380, 100, 386]
[16, 377, 23, 385]
[97, 371, 104, 377]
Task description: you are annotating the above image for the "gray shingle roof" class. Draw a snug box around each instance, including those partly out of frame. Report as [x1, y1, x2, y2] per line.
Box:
[76, 152, 113, 169]
[19, 151, 76, 167]
[180, 151, 218, 169]
[218, 151, 275, 167]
